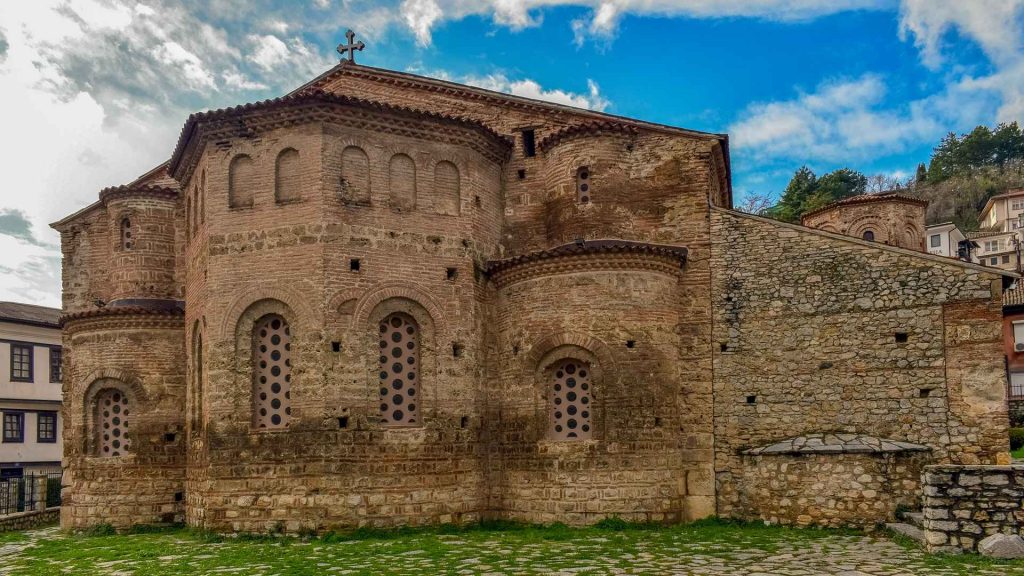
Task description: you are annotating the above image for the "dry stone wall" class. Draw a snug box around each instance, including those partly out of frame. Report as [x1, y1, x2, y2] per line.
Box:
[922, 465, 1024, 553]
[711, 208, 1009, 525]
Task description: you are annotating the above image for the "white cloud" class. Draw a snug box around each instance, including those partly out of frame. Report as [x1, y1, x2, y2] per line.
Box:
[249, 34, 291, 70]
[417, 68, 610, 111]
[151, 40, 217, 90]
[728, 73, 997, 163]
[399, 0, 890, 46]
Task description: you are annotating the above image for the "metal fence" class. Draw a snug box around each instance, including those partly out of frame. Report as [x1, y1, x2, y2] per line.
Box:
[0, 472, 61, 516]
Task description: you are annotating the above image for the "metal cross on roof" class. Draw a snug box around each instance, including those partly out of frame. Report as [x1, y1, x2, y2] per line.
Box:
[337, 29, 365, 64]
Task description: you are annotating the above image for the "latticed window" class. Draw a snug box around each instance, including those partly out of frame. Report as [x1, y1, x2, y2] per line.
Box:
[49, 347, 61, 383]
[377, 313, 419, 426]
[120, 218, 132, 250]
[96, 389, 130, 457]
[37, 412, 57, 443]
[549, 359, 592, 440]
[253, 315, 292, 429]
[576, 166, 591, 203]
[10, 344, 32, 382]
[2, 413, 23, 443]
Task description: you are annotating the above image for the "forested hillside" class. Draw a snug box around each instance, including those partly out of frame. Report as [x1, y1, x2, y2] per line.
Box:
[759, 122, 1024, 231]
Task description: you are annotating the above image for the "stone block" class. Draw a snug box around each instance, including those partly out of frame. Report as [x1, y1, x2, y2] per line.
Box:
[978, 534, 1024, 559]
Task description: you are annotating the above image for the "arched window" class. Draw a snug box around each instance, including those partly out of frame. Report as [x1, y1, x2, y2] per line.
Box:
[549, 359, 592, 441]
[340, 146, 371, 205]
[275, 148, 301, 203]
[120, 218, 133, 251]
[228, 154, 255, 208]
[185, 195, 192, 238]
[576, 166, 591, 203]
[434, 161, 460, 215]
[252, 314, 292, 429]
[378, 313, 419, 426]
[862, 230, 875, 241]
[388, 153, 417, 211]
[191, 330, 204, 436]
[95, 389, 131, 457]
[190, 188, 198, 238]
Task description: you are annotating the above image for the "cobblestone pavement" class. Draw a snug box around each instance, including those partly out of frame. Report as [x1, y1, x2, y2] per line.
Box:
[0, 526, 1022, 575]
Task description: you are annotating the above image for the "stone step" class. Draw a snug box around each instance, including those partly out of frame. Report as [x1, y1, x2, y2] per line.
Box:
[886, 522, 924, 544]
[898, 511, 924, 529]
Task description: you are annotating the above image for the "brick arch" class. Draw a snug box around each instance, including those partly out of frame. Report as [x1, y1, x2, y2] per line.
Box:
[847, 217, 884, 242]
[525, 331, 617, 377]
[218, 284, 317, 340]
[351, 283, 448, 337]
[328, 288, 364, 318]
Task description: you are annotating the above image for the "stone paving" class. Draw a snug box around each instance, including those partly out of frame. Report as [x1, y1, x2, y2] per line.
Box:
[0, 526, 1022, 575]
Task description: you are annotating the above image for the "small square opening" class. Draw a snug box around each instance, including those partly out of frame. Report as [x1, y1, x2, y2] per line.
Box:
[331, 341, 341, 353]
[174, 492, 184, 502]
[746, 395, 757, 405]
[474, 195, 482, 208]
[517, 169, 526, 180]
[919, 388, 933, 398]
[521, 129, 536, 157]
[338, 416, 349, 428]
[164, 432, 176, 443]
[446, 267, 458, 281]
[720, 342, 728, 352]
[625, 340, 636, 349]
[460, 416, 469, 429]
[654, 417, 662, 427]
[895, 332, 909, 343]
[349, 258, 361, 272]
[452, 342, 464, 358]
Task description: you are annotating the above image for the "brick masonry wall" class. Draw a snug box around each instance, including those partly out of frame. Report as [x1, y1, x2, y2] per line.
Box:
[922, 464, 1024, 553]
[60, 317, 186, 530]
[738, 452, 929, 528]
[711, 208, 1009, 524]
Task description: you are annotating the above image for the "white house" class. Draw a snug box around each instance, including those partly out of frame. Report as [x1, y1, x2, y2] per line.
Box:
[925, 222, 969, 259]
[0, 302, 62, 479]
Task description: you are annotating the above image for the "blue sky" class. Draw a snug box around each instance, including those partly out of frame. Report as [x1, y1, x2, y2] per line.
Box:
[1, 0, 1023, 306]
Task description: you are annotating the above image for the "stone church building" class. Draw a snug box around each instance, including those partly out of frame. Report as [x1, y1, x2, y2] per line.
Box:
[51, 51, 1012, 533]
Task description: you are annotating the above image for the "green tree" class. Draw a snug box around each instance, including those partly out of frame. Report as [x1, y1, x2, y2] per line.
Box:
[915, 162, 927, 183]
[772, 166, 817, 222]
[768, 166, 867, 222]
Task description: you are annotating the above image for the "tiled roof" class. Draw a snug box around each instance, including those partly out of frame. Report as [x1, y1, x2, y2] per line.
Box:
[965, 230, 1012, 239]
[743, 433, 930, 455]
[170, 88, 513, 178]
[0, 302, 61, 328]
[800, 191, 928, 222]
[1004, 286, 1024, 307]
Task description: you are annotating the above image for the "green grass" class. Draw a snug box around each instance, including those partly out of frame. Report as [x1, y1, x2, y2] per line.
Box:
[0, 518, 1022, 575]
[1011, 446, 1024, 459]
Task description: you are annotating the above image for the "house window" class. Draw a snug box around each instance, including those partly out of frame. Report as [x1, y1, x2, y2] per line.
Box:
[1004, 255, 1012, 264]
[37, 412, 57, 443]
[378, 313, 419, 426]
[2, 413, 23, 443]
[1013, 322, 1024, 354]
[576, 166, 591, 203]
[49, 347, 62, 383]
[930, 234, 941, 248]
[549, 359, 592, 441]
[253, 315, 292, 429]
[862, 230, 875, 241]
[95, 389, 130, 457]
[120, 218, 132, 250]
[985, 240, 1000, 252]
[10, 344, 32, 382]
[991, 257, 999, 265]
[1010, 372, 1024, 399]
[1012, 199, 1024, 211]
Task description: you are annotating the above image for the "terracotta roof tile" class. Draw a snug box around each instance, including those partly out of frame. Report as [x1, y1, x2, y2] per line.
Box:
[0, 302, 61, 328]
[485, 239, 687, 275]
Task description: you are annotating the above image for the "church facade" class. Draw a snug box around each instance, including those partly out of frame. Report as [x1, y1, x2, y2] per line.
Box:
[51, 57, 1011, 533]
